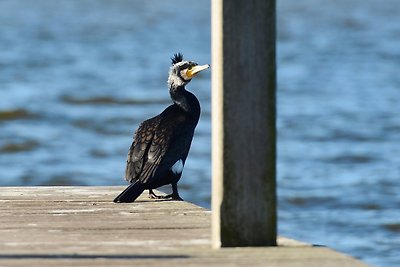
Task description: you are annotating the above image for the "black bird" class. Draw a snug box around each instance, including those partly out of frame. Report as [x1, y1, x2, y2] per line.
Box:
[113, 53, 209, 203]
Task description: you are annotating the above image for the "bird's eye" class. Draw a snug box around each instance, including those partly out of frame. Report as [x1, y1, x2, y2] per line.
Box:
[187, 66, 193, 70]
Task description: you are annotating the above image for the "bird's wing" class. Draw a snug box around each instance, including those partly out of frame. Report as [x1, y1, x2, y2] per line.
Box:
[124, 116, 161, 183]
[137, 120, 175, 183]
[125, 107, 189, 184]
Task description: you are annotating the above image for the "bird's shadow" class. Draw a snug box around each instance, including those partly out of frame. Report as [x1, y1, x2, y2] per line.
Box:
[113, 198, 184, 204]
[0, 254, 188, 260]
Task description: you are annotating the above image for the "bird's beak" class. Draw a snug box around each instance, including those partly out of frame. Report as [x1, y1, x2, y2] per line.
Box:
[186, 64, 210, 78]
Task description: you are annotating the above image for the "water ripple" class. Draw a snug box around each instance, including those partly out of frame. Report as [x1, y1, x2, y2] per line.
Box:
[0, 109, 38, 121]
[0, 140, 39, 153]
[60, 95, 170, 105]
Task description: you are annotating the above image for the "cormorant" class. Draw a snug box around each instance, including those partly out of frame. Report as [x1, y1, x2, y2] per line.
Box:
[113, 53, 209, 203]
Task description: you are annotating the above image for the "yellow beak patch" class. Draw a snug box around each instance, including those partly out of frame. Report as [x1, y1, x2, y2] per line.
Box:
[186, 64, 210, 78]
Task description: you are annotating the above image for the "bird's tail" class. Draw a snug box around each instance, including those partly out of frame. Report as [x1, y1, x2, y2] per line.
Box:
[113, 182, 145, 203]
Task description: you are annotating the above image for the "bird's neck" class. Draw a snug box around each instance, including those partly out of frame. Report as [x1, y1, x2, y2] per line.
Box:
[169, 85, 200, 116]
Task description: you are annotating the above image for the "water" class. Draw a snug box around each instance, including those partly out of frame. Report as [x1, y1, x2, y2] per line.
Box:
[0, 1, 398, 266]
[278, 1, 400, 266]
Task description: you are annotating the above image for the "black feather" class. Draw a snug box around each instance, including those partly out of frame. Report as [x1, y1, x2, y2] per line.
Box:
[171, 53, 184, 64]
[113, 182, 145, 203]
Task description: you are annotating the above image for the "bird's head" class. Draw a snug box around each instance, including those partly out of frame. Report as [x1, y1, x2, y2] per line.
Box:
[168, 53, 210, 88]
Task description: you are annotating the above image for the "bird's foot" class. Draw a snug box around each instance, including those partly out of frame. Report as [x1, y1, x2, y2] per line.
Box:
[149, 190, 163, 199]
[172, 195, 184, 201]
[162, 193, 183, 201]
[158, 194, 183, 201]
[149, 190, 183, 201]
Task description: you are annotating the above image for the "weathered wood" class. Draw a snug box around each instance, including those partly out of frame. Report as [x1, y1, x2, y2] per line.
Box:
[0, 187, 371, 267]
[212, 0, 277, 247]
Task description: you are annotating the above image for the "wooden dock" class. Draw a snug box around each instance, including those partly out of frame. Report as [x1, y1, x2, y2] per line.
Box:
[0, 186, 370, 266]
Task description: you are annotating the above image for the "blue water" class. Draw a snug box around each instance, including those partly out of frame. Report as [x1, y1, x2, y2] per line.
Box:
[0, 1, 398, 266]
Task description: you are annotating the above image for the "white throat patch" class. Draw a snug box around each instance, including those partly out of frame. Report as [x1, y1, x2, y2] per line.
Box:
[171, 159, 184, 174]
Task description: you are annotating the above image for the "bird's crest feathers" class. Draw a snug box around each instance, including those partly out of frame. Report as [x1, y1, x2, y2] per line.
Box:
[171, 53, 184, 65]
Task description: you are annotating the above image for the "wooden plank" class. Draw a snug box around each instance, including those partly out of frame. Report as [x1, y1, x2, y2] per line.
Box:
[212, 0, 277, 247]
[0, 186, 371, 267]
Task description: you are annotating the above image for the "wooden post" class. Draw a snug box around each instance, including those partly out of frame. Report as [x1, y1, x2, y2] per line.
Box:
[211, 0, 277, 247]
